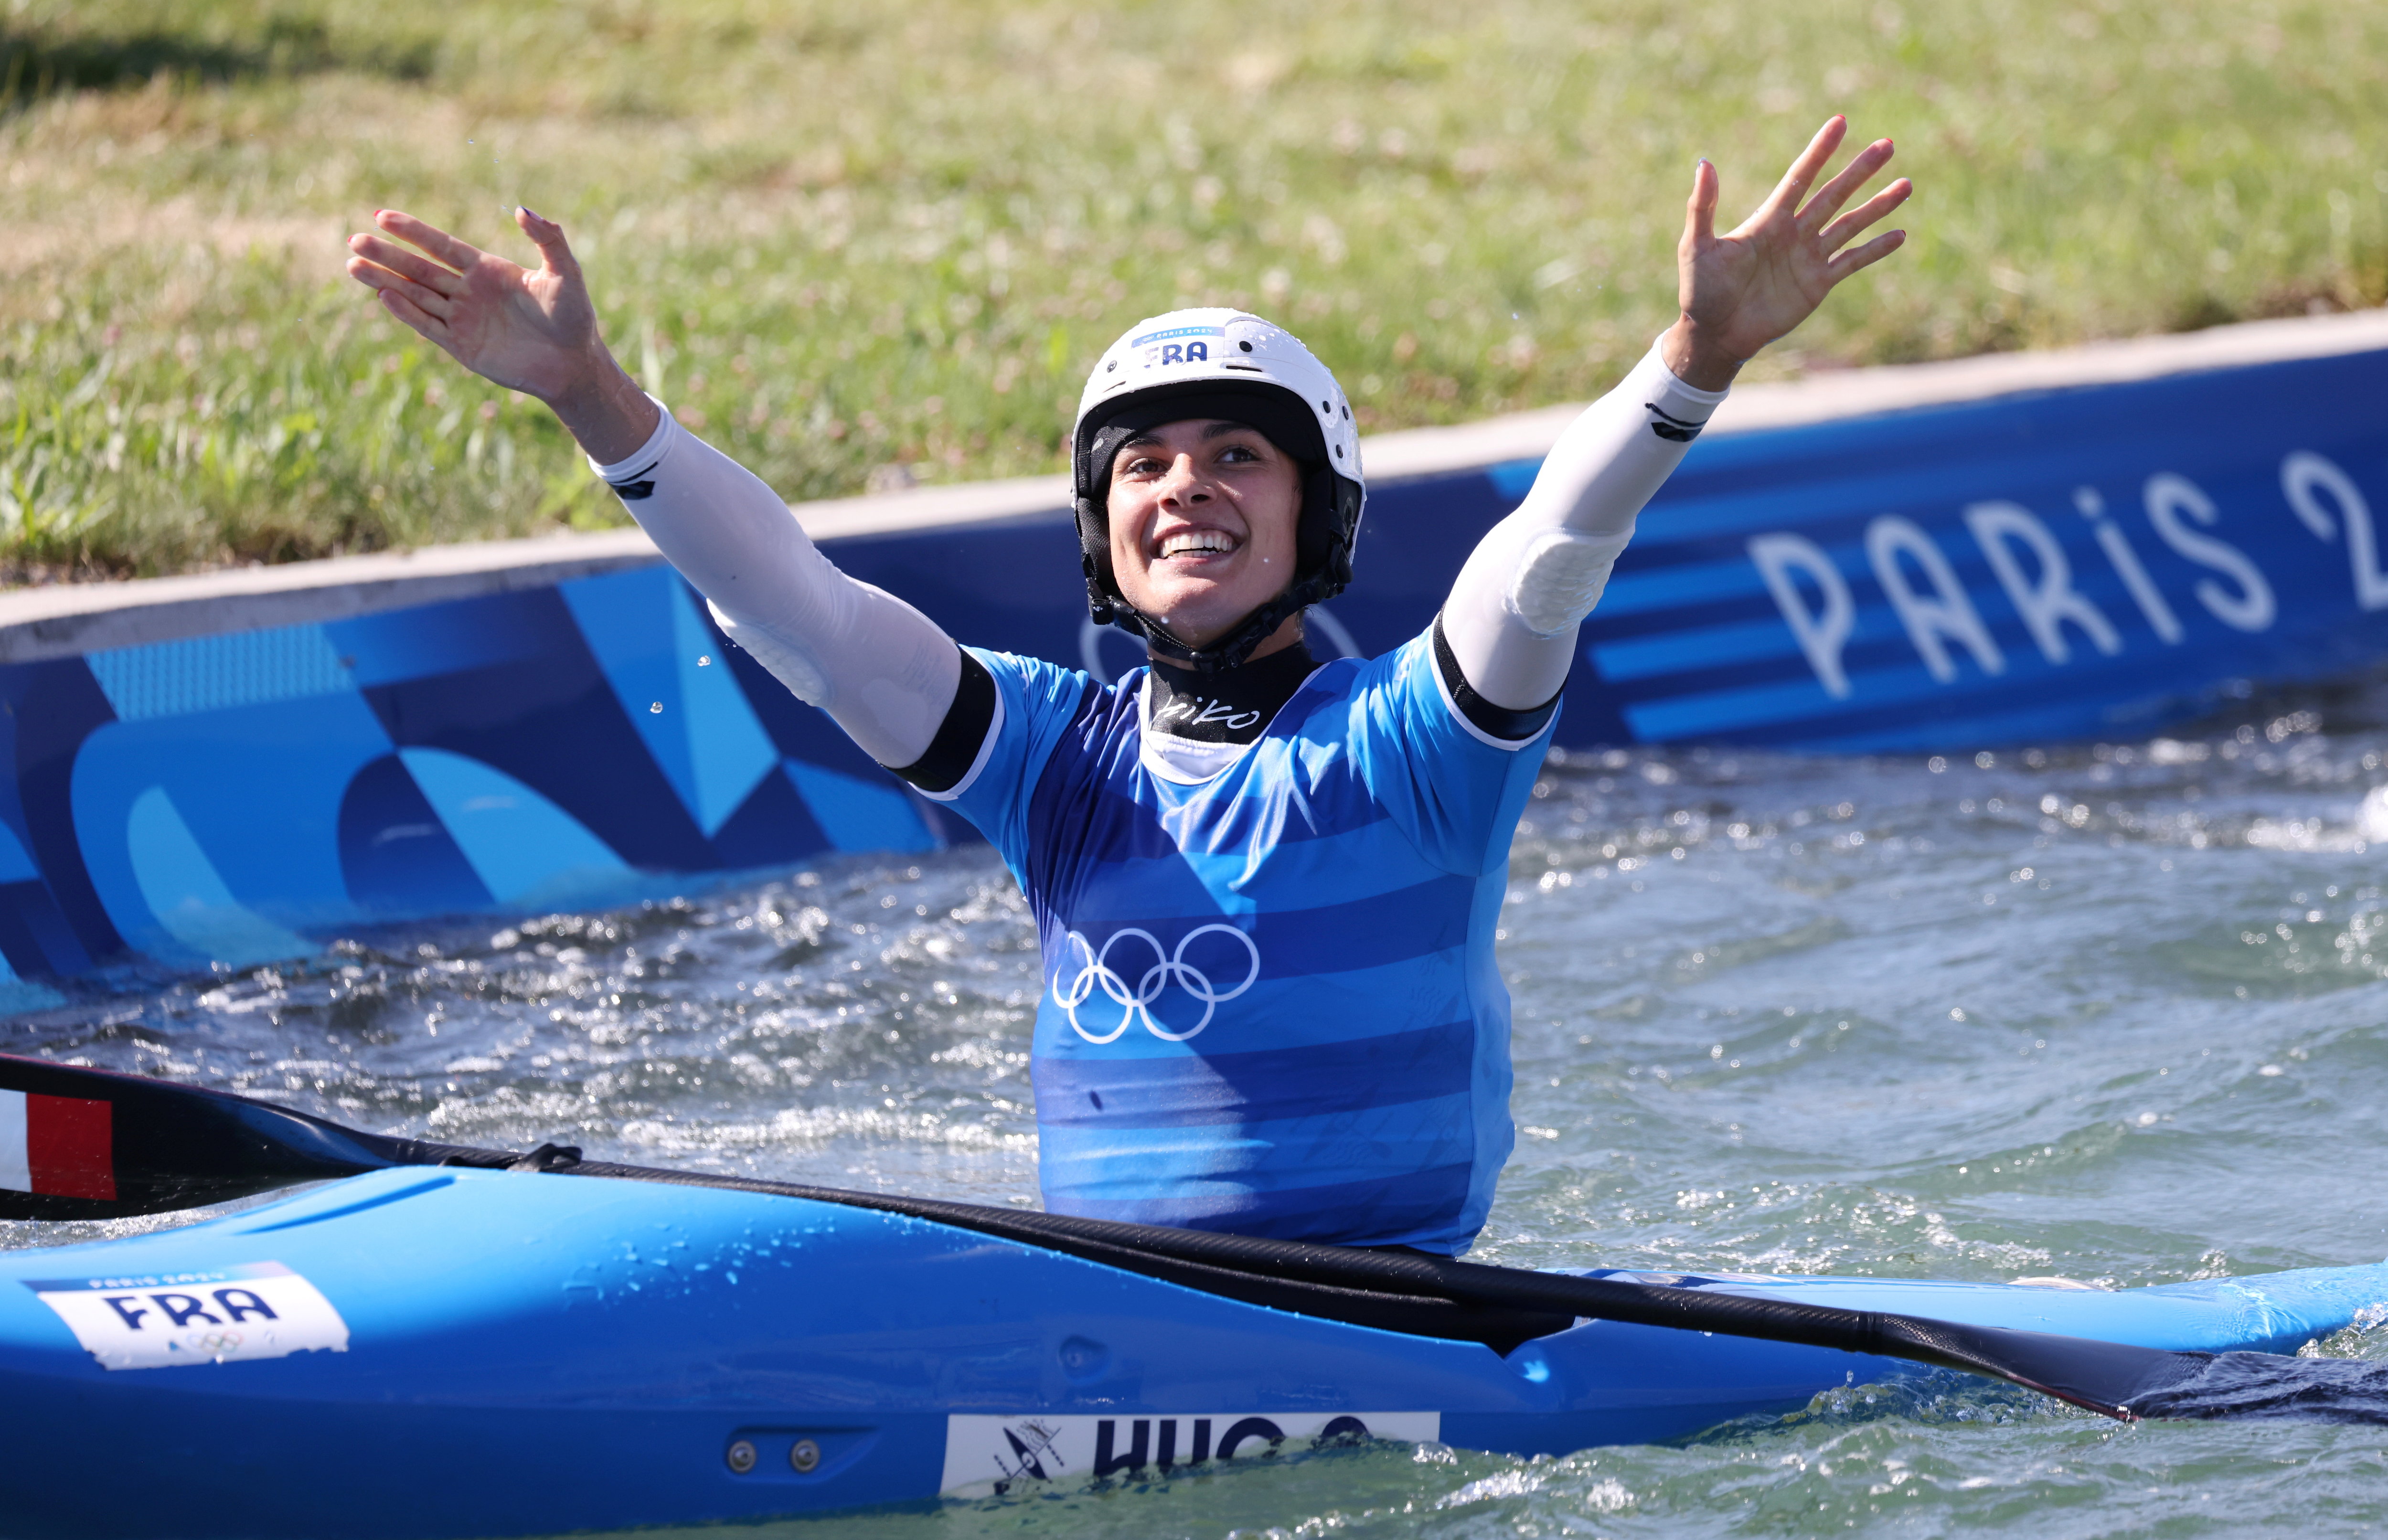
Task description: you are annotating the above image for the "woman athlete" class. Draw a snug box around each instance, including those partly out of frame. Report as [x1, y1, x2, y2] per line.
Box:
[346, 117, 1910, 1255]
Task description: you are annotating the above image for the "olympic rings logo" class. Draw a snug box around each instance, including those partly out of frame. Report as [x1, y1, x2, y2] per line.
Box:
[1051, 924, 1262, 1043]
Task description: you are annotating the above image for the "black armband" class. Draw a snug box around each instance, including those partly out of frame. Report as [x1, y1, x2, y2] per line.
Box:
[890, 647, 997, 793]
[1431, 614, 1563, 742]
[603, 458, 662, 501]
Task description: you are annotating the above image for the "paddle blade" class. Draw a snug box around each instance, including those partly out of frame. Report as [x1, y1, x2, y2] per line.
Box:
[0, 1056, 399, 1221]
[1871, 1313, 2198, 1420]
[2121, 1350, 2388, 1423]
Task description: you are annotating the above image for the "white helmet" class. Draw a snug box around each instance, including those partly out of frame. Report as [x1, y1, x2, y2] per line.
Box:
[1070, 308, 1365, 672]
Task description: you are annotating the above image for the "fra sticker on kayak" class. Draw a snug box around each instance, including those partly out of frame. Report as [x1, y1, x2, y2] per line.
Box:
[25, 1262, 349, 1370]
[940, 1411, 1441, 1496]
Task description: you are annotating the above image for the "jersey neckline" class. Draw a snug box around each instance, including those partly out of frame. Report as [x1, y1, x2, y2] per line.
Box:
[1134, 661, 1335, 785]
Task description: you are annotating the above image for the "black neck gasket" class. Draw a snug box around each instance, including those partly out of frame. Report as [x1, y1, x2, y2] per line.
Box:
[1146, 640, 1319, 744]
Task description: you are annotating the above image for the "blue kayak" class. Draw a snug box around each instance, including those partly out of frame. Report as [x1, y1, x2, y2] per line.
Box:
[2, 1165, 2384, 1539]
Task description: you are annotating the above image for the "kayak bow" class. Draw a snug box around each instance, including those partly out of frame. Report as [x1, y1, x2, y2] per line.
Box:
[4, 1166, 2388, 1537]
[6, 1056, 2388, 1537]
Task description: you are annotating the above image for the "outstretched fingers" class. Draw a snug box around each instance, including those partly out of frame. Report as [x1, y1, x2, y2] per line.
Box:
[345, 250, 456, 321]
[1827, 226, 1908, 283]
[371, 283, 453, 347]
[346, 232, 465, 298]
[1761, 116, 1848, 219]
[1818, 177, 1913, 255]
[1797, 138, 1896, 235]
[373, 208, 485, 273]
[344, 208, 488, 323]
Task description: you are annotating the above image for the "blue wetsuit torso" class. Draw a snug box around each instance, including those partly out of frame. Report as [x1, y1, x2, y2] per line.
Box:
[929, 629, 1552, 1255]
[588, 342, 1719, 1252]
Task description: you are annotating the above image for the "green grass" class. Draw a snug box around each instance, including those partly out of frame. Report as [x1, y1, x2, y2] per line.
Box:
[4, 0, 2385, 579]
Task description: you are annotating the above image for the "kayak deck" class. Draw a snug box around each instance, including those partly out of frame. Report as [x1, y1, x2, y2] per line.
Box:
[1, 1166, 2382, 1539]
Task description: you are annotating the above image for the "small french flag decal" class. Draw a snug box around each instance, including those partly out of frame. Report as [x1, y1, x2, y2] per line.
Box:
[0, 1089, 115, 1200]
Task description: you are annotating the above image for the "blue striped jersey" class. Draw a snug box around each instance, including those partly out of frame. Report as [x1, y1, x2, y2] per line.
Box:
[929, 629, 1550, 1255]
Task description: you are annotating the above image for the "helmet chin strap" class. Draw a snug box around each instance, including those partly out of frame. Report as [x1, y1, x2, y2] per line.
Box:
[1102, 583, 1314, 675]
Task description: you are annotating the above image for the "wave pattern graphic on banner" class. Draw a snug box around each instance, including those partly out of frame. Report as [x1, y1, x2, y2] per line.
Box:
[561, 567, 779, 838]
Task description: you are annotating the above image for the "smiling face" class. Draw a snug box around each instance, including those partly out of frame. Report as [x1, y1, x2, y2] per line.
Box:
[1106, 418, 1304, 652]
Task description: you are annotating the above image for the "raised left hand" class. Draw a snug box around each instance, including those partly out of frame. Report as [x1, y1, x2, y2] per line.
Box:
[1663, 117, 1911, 390]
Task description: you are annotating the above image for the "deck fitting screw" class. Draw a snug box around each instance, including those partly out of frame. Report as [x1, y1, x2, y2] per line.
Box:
[725, 1440, 757, 1474]
[790, 1439, 821, 1473]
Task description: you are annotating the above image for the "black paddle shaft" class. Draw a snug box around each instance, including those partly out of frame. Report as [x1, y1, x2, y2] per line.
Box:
[0, 1055, 2209, 1418]
[554, 1158, 2180, 1418]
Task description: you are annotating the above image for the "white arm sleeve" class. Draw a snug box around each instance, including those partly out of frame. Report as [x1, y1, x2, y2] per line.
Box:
[1439, 340, 1728, 711]
[588, 403, 961, 769]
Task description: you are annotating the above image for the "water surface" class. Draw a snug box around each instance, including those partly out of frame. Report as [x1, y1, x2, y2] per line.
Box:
[12, 692, 2388, 1537]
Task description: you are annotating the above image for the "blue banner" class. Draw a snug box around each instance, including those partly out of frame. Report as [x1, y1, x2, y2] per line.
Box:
[2, 345, 2383, 981]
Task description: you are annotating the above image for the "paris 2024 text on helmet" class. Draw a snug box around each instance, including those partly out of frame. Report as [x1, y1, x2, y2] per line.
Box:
[1071, 309, 1365, 673]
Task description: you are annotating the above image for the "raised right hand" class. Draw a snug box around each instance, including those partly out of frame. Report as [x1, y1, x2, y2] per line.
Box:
[344, 207, 608, 403]
[346, 208, 657, 461]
